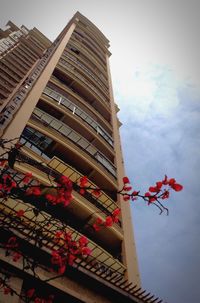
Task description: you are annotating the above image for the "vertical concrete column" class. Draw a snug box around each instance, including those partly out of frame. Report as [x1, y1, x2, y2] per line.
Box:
[106, 55, 141, 287]
[2, 22, 76, 141]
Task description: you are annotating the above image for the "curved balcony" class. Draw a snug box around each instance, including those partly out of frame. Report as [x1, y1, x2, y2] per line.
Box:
[13, 150, 122, 254]
[49, 75, 112, 133]
[62, 51, 109, 96]
[32, 107, 116, 178]
[17, 141, 119, 222]
[0, 37, 62, 135]
[0, 197, 126, 284]
[67, 39, 107, 78]
[73, 31, 106, 66]
[70, 35, 106, 74]
[43, 86, 113, 147]
[74, 28, 106, 61]
[58, 59, 108, 106]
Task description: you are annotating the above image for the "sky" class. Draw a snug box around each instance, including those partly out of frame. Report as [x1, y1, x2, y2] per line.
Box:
[0, 0, 200, 302]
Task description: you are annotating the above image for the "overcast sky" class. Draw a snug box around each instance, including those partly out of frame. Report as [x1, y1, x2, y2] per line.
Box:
[0, 1, 200, 302]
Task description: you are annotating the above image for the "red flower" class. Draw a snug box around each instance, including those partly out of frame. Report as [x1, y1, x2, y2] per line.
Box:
[51, 251, 62, 265]
[93, 223, 101, 231]
[105, 216, 113, 227]
[113, 216, 119, 223]
[81, 247, 92, 256]
[112, 208, 121, 217]
[93, 217, 103, 231]
[162, 190, 170, 199]
[149, 186, 158, 193]
[79, 188, 85, 195]
[96, 218, 103, 225]
[23, 172, 33, 184]
[4, 287, 11, 295]
[149, 197, 156, 203]
[123, 195, 130, 201]
[2, 175, 17, 192]
[149, 181, 162, 193]
[162, 175, 168, 185]
[79, 236, 88, 246]
[171, 183, 183, 191]
[80, 176, 88, 187]
[156, 181, 163, 189]
[26, 187, 41, 196]
[92, 188, 101, 197]
[58, 264, 66, 274]
[123, 176, 130, 184]
[46, 194, 57, 204]
[55, 231, 63, 238]
[123, 186, 132, 191]
[16, 209, 25, 217]
[168, 178, 176, 186]
[13, 252, 22, 262]
[27, 288, 35, 298]
[68, 254, 76, 266]
[57, 175, 72, 189]
[131, 191, 139, 200]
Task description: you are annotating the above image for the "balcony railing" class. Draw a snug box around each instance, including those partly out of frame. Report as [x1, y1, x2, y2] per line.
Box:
[43, 86, 113, 147]
[48, 156, 119, 216]
[32, 107, 117, 177]
[58, 59, 108, 106]
[16, 148, 120, 222]
[62, 51, 109, 95]
[0, 196, 126, 285]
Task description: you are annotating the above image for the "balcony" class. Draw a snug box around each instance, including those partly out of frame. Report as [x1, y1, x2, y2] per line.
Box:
[0, 196, 126, 285]
[32, 107, 116, 178]
[17, 141, 119, 223]
[43, 86, 113, 147]
[73, 31, 106, 67]
[62, 51, 109, 96]
[0, 35, 63, 135]
[58, 59, 108, 106]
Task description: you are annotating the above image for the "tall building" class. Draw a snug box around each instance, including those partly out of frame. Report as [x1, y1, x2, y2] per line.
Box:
[0, 12, 162, 303]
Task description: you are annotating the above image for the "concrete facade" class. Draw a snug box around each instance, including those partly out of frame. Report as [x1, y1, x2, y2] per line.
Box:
[0, 12, 158, 303]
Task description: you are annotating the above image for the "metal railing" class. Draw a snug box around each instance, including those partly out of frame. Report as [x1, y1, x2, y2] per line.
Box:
[62, 51, 109, 95]
[43, 86, 113, 146]
[32, 107, 116, 177]
[58, 58, 108, 106]
[0, 196, 126, 283]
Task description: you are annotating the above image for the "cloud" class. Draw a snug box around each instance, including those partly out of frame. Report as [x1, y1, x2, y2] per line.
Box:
[115, 64, 200, 303]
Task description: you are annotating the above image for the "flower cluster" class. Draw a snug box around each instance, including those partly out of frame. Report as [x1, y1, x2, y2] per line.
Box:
[0, 174, 16, 194]
[26, 289, 54, 303]
[2, 237, 22, 262]
[119, 175, 183, 206]
[79, 176, 101, 198]
[50, 232, 91, 274]
[45, 175, 73, 207]
[144, 175, 183, 204]
[93, 208, 121, 231]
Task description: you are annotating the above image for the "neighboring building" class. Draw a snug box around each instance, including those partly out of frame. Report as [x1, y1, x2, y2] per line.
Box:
[0, 12, 162, 303]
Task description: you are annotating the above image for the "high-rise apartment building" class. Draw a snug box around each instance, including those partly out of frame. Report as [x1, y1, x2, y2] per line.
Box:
[0, 12, 162, 303]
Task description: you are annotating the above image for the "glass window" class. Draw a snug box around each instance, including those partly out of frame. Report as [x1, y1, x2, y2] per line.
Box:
[86, 145, 97, 156]
[78, 138, 90, 149]
[50, 119, 62, 130]
[68, 131, 81, 143]
[59, 125, 71, 136]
